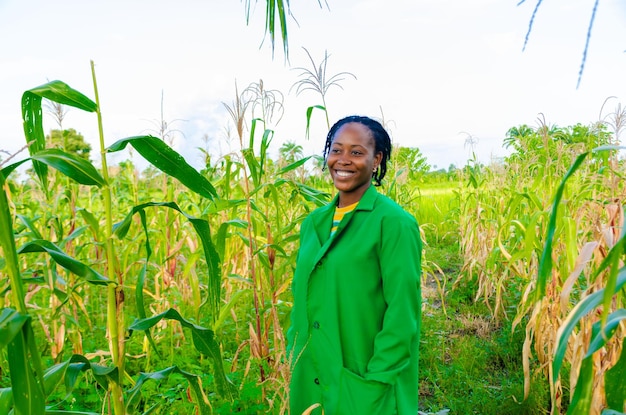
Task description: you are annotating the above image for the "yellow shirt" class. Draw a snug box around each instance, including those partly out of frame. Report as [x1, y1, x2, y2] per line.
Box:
[330, 201, 359, 236]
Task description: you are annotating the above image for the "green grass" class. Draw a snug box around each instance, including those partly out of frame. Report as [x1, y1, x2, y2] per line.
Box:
[419, 241, 551, 415]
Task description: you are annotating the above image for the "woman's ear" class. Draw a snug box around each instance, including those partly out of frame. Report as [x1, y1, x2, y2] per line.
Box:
[374, 151, 383, 168]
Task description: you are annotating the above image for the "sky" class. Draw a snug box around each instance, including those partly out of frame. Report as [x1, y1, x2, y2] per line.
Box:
[1, 0, 625, 173]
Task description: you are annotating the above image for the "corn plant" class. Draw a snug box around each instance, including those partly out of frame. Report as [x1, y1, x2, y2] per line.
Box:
[0, 63, 236, 414]
[538, 146, 625, 414]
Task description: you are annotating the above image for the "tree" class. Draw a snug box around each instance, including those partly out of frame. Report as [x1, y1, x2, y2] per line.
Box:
[46, 129, 92, 160]
[392, 146, 430, 183]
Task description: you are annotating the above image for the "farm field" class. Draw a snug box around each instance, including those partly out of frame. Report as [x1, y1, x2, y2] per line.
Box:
[1, 78, 625, 415]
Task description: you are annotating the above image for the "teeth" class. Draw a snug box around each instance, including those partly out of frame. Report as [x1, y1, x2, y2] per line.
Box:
[335, 170, 353, 177]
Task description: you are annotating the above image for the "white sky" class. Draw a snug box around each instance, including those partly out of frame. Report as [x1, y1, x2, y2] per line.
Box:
[1, 0, 625, 172]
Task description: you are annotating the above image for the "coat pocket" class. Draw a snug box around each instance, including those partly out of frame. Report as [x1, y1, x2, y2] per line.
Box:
[336, 367, 396, 414]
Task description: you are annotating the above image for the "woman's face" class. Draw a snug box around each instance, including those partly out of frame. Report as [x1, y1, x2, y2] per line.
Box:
[326, 122, 382, 204]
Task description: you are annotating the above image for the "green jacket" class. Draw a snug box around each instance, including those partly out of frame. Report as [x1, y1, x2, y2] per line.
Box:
[287, 186, 422, 415]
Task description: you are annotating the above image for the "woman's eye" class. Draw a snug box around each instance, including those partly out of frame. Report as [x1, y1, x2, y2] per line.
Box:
[330, 148, 341, 154]
[351, 151, 362, 155]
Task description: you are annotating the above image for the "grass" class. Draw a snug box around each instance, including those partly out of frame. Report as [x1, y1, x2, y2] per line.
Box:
[419, 236, 550, 415]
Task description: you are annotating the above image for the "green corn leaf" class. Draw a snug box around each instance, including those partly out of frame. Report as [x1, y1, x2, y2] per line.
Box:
[0, 308, 28, 348]
[277, 155, 314, 175]
[604, 323, 626, 411]
[43, 361, 70, 396]
[27, 80, 97, 112]
[191, 327, 237, 399]
[22, 81, 97, 190]
[216, 219, 248, 261]
[536, 145, 626, 302]
[0, 159, 29, 178]
[242, 148, 260, 188]
[213, 290, 246, 332]
[16, 214, 43, 240]
[45, 411, 99, 414]
[305, 105, 326, 139]
[7, 321, 45, 415]
[107, 135, 217, 200]
[114, 201, 221, 321]
[125, 366, 211, 415]
[66, 354, 118, 390]
[31, 149, 105, 187]
[0, 388, 12, 414]
[22, 92, 47, 187]
[0, 170, 27, 313]
[585, 309, 626, 357]
[295, 182, 331, 207]
[18, 240, 110, 285]
[536, 151, 589, 301]
[128, 308, 237, 400]
[77, 208, 100, 236]
[553, 267, 626, 380]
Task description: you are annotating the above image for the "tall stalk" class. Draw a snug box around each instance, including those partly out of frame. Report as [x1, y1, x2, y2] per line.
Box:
[91, 60, 126, 414]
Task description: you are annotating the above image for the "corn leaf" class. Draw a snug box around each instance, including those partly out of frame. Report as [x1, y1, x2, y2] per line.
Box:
[18, 240, 111, 285]
[126, 366, 211, 415]
[305, 105, 326, 139]
[216, 219, 248, 261]
[31, 149, 105, 187]
[65, 354, 118, 390]
[27, 80, 97, 112]
[0, 388, 12, 414]
[605, 345, 626, 411]
[7, 321, 45, 415]
[565, 310, 626, 414]
[128, 308, 237, 400]
[0, 308, 29, 349]
[22, 81, 97, 191]
[553, 267, 626, 380]
[107, 136, 217, 200]
[277, 155, 313, 175]
[536, 151, 589, 301]
[0, 159, 29, 179]
[585, 309, 626, 357]
[113, 201, 220, 321]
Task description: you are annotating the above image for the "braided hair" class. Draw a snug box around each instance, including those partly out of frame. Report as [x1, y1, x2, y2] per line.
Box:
[323, 115, 392, 186]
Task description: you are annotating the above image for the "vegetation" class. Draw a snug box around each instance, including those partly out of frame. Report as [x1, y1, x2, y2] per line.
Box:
[0, 61, 625, 415]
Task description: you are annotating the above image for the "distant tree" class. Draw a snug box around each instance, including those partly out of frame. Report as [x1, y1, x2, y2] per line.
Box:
[278, 140, 304, 166]
[393, 146, 430, 181]
[46, 129, 92, 160]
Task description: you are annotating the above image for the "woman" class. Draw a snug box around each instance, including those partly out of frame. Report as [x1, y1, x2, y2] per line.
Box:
[287, 115, 422, 414]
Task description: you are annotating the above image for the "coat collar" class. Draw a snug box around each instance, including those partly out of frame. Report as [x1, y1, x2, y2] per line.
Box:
[309, 185, 379, 264]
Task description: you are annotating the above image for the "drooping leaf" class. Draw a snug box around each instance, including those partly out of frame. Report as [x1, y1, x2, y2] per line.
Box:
[114, 201, 220, 322]
[31, 149, 105, 187]
[27, 80, 97, 112]
[128, 308, 236, 400]
[22, 81, 97, 190]
[18, 240, 110, 285]
[107, 136, 217, 200]
[65, 354, 118, 390]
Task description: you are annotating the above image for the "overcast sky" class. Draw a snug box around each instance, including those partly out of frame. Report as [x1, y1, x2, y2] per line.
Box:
[1, 0, 625, 172]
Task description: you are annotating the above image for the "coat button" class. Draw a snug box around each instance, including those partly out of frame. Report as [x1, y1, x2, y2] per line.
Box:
[312, 321, 320, 329]
[314, 378, 320, 385]
[316, 260, 323, 267]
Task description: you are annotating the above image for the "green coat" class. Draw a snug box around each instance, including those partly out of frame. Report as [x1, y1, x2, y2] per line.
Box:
[287, 186, 422, 415]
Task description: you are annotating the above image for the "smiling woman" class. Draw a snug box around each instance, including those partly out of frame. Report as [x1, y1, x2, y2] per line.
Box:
[286, 115, 422, 414]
